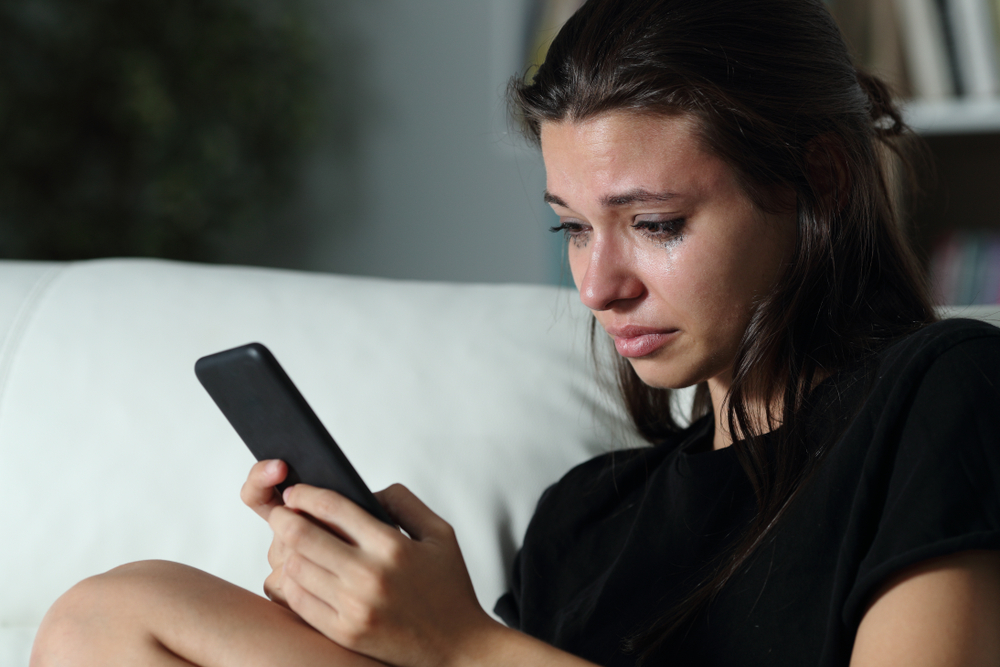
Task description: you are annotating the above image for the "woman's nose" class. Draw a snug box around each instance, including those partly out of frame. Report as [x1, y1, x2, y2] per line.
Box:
[574, 238, 645, 311]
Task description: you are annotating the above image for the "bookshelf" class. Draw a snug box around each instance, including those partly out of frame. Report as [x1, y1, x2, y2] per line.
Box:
[904, 125, 1000, 305]
[900, 100, 1000, 306]
[904, 98, 1000, 134]
[830, 0, 1000, 305]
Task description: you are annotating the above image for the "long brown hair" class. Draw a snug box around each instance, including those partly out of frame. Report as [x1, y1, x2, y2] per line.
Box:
[509, 0, 935, 658]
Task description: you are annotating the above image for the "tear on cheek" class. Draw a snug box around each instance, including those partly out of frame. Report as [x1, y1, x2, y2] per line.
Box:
[659, 235, 683, 253]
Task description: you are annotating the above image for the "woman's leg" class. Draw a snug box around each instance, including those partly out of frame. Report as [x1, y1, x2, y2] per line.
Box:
[31, 560, 382, 667]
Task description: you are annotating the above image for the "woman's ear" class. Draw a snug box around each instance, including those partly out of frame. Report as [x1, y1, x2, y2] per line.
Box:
[804, 134, 850, 212]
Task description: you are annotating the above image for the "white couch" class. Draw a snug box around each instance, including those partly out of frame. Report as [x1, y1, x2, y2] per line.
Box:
[2, 258, 997, 666]
[0, 258, 647, 666]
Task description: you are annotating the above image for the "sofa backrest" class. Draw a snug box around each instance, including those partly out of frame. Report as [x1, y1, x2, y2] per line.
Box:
[0, 258, 642, 641]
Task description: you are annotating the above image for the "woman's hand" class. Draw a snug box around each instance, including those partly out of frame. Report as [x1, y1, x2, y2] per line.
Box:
[239, 459, 294, 607]
[268, 483, 499, 667]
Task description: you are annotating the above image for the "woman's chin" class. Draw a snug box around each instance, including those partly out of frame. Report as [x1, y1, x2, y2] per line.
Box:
[627, 359, 702, 391]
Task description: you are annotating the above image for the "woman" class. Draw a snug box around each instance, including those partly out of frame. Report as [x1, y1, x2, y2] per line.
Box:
[31, 0, 1000, 665]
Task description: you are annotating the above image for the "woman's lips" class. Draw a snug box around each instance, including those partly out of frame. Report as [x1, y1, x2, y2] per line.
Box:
[608, 326, 678, 358]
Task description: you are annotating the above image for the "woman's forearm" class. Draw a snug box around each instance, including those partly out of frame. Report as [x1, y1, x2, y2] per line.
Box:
[452, 621, 602, 667]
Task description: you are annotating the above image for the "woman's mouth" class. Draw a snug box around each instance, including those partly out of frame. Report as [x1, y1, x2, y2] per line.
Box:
[607, 326, 679, 358]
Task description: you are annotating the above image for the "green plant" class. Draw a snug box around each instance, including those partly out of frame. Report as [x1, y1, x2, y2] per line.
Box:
[0, 0, 323, 261]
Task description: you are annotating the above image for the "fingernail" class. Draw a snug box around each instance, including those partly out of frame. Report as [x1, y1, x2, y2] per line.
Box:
[282, 486, 292, 504]
[266, 460, 281, 476]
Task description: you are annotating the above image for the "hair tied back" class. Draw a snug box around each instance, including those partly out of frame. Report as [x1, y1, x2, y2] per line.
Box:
[856, 69, 905, 139]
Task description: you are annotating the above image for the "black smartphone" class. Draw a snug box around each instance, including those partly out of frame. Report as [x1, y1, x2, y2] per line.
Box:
[195, 342, 395, 526]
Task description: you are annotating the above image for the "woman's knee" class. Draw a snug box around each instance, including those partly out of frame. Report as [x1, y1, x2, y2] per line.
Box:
[31, 572, 110, 666]
[30, 560, 190, 666]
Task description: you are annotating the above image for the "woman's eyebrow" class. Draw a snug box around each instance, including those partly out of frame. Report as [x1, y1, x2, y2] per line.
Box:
[543, 190, 570, 207]
[543, 188, 679, 208]
[602, 188, 679, 206]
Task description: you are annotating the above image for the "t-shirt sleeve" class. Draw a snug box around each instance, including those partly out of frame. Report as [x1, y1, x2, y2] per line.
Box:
[844, 332, 1000, 625]
[493, 548, 523, 629]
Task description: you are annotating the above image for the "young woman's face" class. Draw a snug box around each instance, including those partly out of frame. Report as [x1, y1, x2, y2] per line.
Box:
[540, 112, 796, 391]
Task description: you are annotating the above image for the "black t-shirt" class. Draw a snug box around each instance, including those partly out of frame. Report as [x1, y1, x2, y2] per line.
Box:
[495, 318, 1000, 666]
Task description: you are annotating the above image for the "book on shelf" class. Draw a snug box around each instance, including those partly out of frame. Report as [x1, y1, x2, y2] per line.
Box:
[894, 0, 955, 98]
[842, 0, 1000, 101]
[945, 0, 1000, 97]
[929, 231, 1000, 304]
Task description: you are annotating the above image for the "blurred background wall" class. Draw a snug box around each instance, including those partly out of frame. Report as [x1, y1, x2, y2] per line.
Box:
[294, 0, 565, 284]
[0, 0, 568, 284]
[298, 0, 560, 282]
[5, 0, 1000, 296]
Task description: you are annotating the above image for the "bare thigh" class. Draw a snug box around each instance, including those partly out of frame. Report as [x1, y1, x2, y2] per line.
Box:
[31, 560, 381, 667]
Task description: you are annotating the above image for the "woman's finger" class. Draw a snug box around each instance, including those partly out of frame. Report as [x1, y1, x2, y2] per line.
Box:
[268, 504, 356, 572]
[240, 459, 287, 520]
[263, 569, 291, 609]
[283, 552, 399, 653]
[374, 483, 451, 542]
[281, 484, 398, 549]
[282, 552, 345, 613]
[280, 567, 343, 643]
[267, 538, 290, 572]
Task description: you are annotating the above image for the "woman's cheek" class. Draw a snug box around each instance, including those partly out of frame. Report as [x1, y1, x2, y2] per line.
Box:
[567, 240, 596, 292]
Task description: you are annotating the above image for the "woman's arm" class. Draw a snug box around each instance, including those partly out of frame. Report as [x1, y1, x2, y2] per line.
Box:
[270, 482, 601, 667]
[850, 550, 1000, 667]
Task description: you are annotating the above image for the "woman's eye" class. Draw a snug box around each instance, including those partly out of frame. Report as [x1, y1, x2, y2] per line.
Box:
[632, 217, 685, 241]
[549, 221, 590, 246]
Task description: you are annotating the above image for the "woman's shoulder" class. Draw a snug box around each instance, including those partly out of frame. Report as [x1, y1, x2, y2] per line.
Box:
[823, 316, 1000, 436]
[811, 317, 1000, 626]
[829, 317, 1000, 407]
[878, 317, 1000, 369]
[854, 317, 1000, 405]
